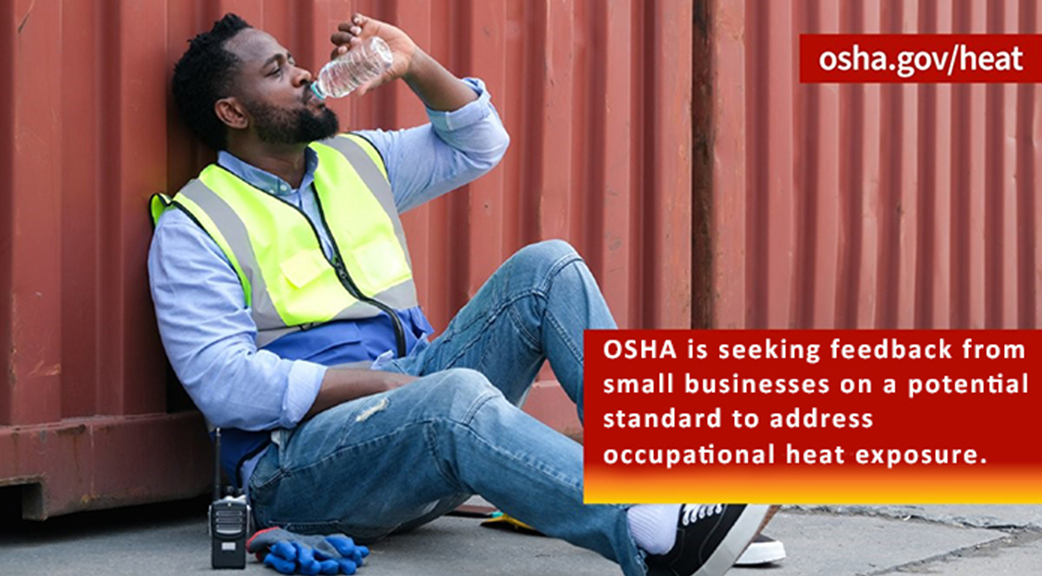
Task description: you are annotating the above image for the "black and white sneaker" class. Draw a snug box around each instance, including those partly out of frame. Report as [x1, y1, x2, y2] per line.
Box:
[645, 504, 770, 576]
[734, 534, 786, 566]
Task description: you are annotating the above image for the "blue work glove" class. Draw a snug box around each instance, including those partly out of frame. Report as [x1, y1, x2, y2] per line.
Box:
[246, 527, 370, 575]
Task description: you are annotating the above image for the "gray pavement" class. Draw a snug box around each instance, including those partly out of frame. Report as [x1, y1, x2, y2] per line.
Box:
[1, 498, 1040, 575]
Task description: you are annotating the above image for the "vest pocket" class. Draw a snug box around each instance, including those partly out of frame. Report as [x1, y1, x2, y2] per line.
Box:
[280, 250, 329, 289]
[351, 238, 411, 292]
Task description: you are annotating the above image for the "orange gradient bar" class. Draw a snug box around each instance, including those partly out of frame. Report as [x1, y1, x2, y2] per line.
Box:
[585, 466, 1042, 504]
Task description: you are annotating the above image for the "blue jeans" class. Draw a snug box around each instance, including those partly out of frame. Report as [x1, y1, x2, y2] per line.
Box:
[249, 240, 645, 576]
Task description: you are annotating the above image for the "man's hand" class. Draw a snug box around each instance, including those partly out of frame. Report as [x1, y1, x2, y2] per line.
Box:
[305, 368, 417, 419]
[329, 13, 477, 110]
[330, 13, 416, 96]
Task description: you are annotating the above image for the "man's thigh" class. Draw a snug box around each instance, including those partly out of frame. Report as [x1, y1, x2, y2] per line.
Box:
[249, 369, 500, 540]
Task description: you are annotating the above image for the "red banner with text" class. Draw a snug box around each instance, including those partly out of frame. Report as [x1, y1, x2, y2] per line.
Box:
[583, 330, 1042, 504]
[800, 34, 1042, 83]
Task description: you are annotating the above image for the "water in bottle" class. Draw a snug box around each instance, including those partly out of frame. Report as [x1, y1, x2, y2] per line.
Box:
[311, 36, 394, 100]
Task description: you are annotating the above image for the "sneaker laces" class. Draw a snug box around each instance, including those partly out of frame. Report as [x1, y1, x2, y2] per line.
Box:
[680, 504, 724, 526]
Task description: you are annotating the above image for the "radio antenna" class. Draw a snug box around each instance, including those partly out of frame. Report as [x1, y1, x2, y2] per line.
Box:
[213, 428, 223, 500]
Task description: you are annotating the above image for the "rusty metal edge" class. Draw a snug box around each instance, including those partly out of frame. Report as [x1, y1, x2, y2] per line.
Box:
[0, 412, 211, 520]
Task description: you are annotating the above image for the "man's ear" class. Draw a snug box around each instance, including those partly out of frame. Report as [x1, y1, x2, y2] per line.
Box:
[215, 97, 249, 130]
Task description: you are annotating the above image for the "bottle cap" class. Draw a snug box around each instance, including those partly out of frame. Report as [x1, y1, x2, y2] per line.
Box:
[310, 83, 326, 100]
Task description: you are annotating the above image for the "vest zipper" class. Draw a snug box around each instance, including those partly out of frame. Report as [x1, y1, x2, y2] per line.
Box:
[308, 195, 408, 359]
[225, 167, 409, 359]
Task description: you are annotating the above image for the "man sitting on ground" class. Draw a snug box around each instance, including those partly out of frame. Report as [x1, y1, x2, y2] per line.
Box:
[150, 12, 776, 576]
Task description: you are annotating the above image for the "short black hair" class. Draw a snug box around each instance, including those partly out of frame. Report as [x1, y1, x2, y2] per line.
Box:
[172, 13, 252, 151]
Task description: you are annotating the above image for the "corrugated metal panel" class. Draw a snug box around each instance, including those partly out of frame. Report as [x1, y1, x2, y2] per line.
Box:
[1, 0, 691, 517]
[698, 0, 1042, 329]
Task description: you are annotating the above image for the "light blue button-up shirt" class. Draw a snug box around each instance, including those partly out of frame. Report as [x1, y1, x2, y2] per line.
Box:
[149, 78, 509, 437]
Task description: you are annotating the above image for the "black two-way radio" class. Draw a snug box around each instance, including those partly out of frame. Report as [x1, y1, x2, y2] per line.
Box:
[209, 428, 251, 569]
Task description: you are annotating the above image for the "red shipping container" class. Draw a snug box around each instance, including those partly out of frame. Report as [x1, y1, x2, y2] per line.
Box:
[2, 0, 1039, 519]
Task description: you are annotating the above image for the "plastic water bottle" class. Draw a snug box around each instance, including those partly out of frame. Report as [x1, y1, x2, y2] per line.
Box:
[310, 36, 394, 100]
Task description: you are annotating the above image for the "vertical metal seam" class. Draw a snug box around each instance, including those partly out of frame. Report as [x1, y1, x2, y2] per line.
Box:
[692, 0, 714, 328]
[746, 0, 768, 328]
[0, 0, 14, 424]
[99, 0, 124, 412]
[983, 0, 1005, 327]
[641, 0, 657, 327]
[521, 0, 545, 246]
[877, 0, 904, 328]
[584, 0, 605, 279]
[915, 0, 937, 327]
[950, 0, 971, 327]
[1016, 0, 1038, 327]
[836, 0, 865, 328]
[630, 0, 645, 328]
[795, 0, 822, 328]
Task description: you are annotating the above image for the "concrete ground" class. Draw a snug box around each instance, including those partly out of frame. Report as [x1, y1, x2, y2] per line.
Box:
[1, 497, 1040, 575]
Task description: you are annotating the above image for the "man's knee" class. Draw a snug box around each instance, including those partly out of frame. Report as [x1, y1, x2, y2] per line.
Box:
[514, 239, 578, 267]
[507, 239, 584, 286]
[423, 368, 503, 421]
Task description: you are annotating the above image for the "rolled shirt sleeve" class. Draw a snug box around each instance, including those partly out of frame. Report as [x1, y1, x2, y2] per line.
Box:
[357, 77, 510, 214]
[148, 210, 326, 430]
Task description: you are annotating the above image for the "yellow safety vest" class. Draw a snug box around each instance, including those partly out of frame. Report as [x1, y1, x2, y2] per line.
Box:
[150, 134, 417, 348]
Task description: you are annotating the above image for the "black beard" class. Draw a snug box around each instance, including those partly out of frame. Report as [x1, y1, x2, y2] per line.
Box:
[247, 99, 339, 145]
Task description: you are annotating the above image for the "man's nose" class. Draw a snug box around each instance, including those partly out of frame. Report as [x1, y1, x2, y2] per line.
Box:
[293, 66, 313, 87]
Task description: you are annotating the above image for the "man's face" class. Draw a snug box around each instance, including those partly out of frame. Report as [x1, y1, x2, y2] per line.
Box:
[223, 29, 339, 145]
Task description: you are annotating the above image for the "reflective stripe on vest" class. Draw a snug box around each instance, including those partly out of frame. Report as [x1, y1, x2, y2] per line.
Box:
[153, 134, 418, 347]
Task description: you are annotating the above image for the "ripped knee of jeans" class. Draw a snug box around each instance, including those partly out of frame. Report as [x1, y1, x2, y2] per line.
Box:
[355, 397, 389, 422]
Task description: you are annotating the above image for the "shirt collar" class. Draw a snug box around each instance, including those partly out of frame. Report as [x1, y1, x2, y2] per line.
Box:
[217, 148, 319, 196]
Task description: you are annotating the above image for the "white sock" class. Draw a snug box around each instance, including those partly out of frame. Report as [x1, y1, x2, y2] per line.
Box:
[626, 504, 681, 555]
